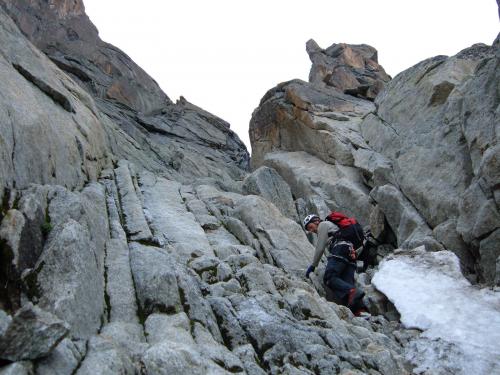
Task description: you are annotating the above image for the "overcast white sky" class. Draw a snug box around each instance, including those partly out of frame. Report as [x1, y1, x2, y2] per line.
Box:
[84, 1, 499, 151]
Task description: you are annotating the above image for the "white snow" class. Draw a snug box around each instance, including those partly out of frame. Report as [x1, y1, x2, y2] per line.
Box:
[372, 247, 500, 375]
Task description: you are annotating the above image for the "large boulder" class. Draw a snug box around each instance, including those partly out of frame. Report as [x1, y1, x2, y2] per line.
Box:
[23, 218, 105, 339]
[249, 79, 374, 169]
[233, 195, 315, 274]
[306, 39, 391, 100]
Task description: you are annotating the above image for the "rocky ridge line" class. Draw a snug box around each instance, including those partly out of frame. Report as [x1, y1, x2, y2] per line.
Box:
[250, 35, 500, 284]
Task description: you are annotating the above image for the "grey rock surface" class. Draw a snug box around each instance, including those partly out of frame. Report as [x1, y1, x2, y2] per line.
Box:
[243, 166, 299, 221]
[370, 184, 442, 251]
[99, 321, 146, 362]
[263, 151, 371, 225]
[75, 335, 135, 375]
[141, 341, 222, 375]
[233, 195, 314, 274]
[25, 218, 104, 339]
[145, 312, 193, 346]
[0, 7, 110, 199]
[105, 238, 139, 323]
[360, 41, 499, 273]
[0, 311, 10, 336]
[129, 243, 182, 316]
[140, 173, 214, 262]
[0, 303, 68, 361]
[35, 338, 84, 375]
[0, 362, 33, 375]
[114, 162, 152, 242]
[479, 229, 500, 284]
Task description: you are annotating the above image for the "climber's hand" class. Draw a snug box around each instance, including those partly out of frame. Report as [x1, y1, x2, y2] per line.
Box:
[305, 265, 315, 279]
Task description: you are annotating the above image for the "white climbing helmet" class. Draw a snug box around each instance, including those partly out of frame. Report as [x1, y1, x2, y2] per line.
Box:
[303, 214, 320, 228]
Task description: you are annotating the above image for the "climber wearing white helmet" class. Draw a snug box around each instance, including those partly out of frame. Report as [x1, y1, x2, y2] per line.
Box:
[303, 212, 368, 317]
[303, 214, 339, 278]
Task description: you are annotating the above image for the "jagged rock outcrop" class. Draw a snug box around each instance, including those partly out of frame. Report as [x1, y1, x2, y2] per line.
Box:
[0, 0, 170, 114]
[307, 39, 391, 100]
[251, 35, 500, 283]
[0, 0, 250, 195]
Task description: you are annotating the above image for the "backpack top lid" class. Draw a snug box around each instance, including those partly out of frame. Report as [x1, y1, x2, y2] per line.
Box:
[325, 211, 357, 228]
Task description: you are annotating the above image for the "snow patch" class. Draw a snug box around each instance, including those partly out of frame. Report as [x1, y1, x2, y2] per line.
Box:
[372, 247, 500, 375]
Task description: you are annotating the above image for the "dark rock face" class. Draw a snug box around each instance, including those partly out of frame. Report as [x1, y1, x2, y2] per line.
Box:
[0, 0, 170, 114]
[306, 39, 391, 100]
[0, 303, 68, 361]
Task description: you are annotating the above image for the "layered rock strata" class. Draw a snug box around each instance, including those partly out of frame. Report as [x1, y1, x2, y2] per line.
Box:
[0, 0, 250, 199]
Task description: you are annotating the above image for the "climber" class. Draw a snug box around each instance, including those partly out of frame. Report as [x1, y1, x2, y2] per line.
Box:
[303, 213, 367, 316]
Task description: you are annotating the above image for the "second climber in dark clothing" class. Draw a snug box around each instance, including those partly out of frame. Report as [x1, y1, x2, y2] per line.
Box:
[303, 214, 367, 316]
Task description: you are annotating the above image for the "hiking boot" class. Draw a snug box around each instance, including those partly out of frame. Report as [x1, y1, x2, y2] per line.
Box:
[347, 288, 357, 306]
[347, 288, 365, 307]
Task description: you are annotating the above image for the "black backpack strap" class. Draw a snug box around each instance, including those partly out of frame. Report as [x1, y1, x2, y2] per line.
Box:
[329, 241, 357, 264]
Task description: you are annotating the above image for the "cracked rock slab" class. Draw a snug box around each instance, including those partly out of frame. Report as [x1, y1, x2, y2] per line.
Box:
[114, 161, 153, 242]
[129, 243, 182, 316]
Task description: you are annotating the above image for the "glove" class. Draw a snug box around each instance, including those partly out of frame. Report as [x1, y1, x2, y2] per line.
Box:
[305, 265, 315, 279]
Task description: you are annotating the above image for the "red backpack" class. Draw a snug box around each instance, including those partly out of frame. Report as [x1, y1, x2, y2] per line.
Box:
[325, 211, 357, 228]
[325, 211, 365, 249]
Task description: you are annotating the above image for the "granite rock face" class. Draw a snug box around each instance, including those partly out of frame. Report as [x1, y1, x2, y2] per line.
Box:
[361, 41, 499, 280]
[251, 35, 500, 282]
[0, 0, 498, 373]
[0, 165, 410, 374]
[0, 7, 110, 199]
[242, 166, 299, 221]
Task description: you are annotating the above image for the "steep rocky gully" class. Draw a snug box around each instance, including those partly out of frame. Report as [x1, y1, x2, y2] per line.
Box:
[0, 1, 498, 374]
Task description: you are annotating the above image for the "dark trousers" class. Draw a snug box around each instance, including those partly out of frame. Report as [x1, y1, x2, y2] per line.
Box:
[323, 243, 365, 311]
